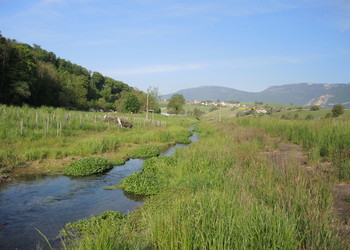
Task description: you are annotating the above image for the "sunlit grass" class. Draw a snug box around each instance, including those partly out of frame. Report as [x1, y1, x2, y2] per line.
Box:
[0, 104, 196, 178]
[62, 119, 344, 249]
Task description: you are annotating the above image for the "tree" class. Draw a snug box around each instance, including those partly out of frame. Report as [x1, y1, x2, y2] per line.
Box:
[332, 104, 344, 117]
[167, 94, 186, 114]
[310, 105, 320, 111]
[147, 86, 161, 115]
[122, 93, 140, 113]
[91, 72, 105, 91]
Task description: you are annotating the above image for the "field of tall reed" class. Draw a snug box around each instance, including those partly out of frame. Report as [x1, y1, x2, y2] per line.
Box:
[62, 119, 345, 249]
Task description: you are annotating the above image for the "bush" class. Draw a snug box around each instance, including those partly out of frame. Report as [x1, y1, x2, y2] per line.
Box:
[305, 114, 314, 120]
[310, 105, 320, 111]
[64, 157, 113, 176]
[332, 104, 344, 117]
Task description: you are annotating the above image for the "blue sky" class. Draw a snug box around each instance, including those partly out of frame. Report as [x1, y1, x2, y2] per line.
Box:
[1, 0, 349, 95]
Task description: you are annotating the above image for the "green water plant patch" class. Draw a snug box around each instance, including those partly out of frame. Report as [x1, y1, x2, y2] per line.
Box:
[117, 156, 176, 195]
[62, 210, 126, 236]
[64, 157, 113, 176]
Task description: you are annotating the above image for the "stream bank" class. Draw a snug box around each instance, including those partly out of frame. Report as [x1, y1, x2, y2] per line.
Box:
[0, 131, 199, 249]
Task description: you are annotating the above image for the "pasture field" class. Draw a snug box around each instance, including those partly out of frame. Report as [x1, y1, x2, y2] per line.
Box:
[62, 116, 348, 249]
[0, 105, 196, 179]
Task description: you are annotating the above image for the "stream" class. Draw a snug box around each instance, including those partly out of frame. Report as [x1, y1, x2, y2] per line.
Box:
[0, 132, 198, 249]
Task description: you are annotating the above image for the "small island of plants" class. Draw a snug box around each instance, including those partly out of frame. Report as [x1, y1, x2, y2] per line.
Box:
[64, 157, 113, 176]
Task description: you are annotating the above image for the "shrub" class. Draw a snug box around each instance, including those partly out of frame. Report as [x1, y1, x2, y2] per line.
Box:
[325, 113, 332, 118]
[64, 157, 113, 176]
[305, 114, 314, 120]
[332, 104, 344, 117]
[310, 105, 320, 111]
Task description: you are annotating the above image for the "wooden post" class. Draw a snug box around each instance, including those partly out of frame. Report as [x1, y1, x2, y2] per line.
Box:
[20, 119, 23, 136]
[36, 112, 38, 130]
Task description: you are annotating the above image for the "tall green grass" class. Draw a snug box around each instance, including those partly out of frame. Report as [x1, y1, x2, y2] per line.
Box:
[0, 105, 196, 176]
[233, 116, 350, 180]
[62, 120, 344, 249]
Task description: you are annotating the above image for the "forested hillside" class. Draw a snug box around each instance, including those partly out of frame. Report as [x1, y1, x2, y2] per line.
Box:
[0, 33, 159, 112]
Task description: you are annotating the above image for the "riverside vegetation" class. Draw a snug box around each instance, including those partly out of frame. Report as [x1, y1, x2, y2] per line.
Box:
[0, 104, 195, 180]
[60, 114, 349, 249]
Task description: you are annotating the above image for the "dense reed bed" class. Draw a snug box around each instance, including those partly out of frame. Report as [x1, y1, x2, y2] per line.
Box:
[62, 119, 345, 249]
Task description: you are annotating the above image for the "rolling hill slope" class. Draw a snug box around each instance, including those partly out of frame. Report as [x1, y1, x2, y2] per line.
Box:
[163, 83, 350, 107]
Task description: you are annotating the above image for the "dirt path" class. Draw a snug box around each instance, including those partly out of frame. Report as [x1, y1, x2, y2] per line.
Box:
[333, 183, 350, 243]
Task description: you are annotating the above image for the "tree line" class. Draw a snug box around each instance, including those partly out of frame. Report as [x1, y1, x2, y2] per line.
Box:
[0, 33, 160, 113]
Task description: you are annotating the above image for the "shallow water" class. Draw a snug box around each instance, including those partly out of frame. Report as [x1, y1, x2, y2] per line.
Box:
[0, 131, 199, 249]
[0, 159, 144, 249]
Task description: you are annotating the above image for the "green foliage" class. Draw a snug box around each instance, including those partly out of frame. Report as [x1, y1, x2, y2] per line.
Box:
[64, 120, 343, 249]
[0, 105, 197, 174]
[64, 157, 113, 176]
[0, 33, 135, 110]
[62, 210, 126, 236]
[187, 107, 205, 119]
[310, 105, 320, 111]
[118, 156, 175, 195]
[305, 114, 314, 120]
[209, 106, 218, 112]
[332, 104, 344, 117]
[167, 94, 186, 114]
[122, 93, 140, 113]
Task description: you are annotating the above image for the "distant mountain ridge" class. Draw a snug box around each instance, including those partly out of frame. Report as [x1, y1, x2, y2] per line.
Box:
[162, 83, 350, 108]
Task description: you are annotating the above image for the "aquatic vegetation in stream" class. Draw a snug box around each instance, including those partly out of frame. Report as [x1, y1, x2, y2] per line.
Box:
[64, 157, 113, 176]
[117, 156, 177, 195]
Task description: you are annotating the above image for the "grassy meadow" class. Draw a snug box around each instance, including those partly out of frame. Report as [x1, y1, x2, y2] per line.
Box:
[61, 115, 348, 249]
[0, 104, 196, 179]
[1, 103, 349, 249]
